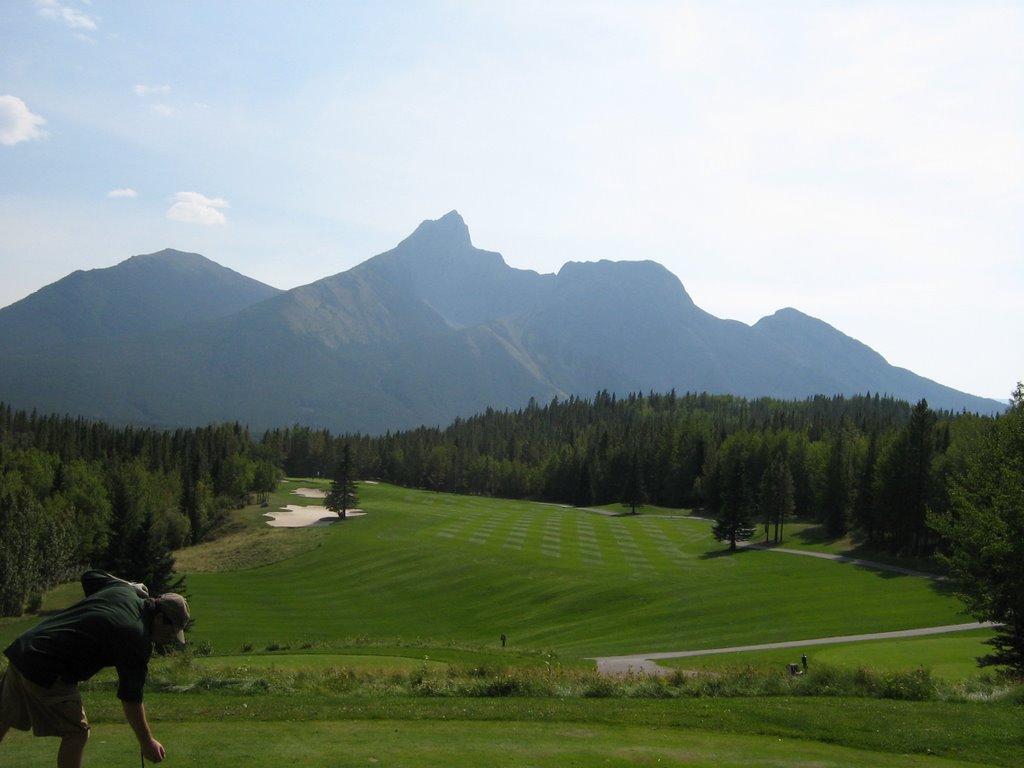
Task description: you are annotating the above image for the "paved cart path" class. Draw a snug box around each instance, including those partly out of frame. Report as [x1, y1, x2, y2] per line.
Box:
[738, 541, 948, 580]
[592, 622, 993, 676]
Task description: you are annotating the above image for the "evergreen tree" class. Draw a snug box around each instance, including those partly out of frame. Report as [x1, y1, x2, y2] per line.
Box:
[822, 422, 859, 537]
[932, 383, 1024, 674]
[325, 443, 359, 518]
[875, 400, 938, 553]
[103, 461, 146, 578]
[573, 458, 593, 508]
[903, 399, 938, 554]
[852, 432, 880, 544]
[620, 450, 646, 514]
[135, 508, 185, 596]
[758, 452, 795, 543]
[712, 453, 755, 551]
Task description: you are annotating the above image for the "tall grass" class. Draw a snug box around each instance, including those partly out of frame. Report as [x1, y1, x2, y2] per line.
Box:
[81, 650, 1020, 704]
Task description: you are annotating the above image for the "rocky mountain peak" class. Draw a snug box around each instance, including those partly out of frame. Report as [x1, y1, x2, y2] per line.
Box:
[397, 210, 473, 253]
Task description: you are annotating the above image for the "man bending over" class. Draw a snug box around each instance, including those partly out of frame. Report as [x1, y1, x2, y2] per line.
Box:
[1, 570, 190, 767]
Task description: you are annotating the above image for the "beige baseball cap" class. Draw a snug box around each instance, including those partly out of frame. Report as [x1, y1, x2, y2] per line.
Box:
[156, 593, 191, 644]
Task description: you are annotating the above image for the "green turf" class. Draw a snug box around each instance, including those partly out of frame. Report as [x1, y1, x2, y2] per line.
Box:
[657, 629, 995, 681]
[3, 694, 1018, 767]
[0, 719, 989, 767]
[173, 482, 963, 659]
[187, 651, 486, 674]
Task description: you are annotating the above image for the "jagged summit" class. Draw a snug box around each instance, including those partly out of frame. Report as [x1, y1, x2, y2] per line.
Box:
[398, 210, 473, 252]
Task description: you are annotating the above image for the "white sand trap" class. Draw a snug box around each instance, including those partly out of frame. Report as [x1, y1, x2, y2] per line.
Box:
[264, 504, 365, 527]
[292, 487, 327, 498]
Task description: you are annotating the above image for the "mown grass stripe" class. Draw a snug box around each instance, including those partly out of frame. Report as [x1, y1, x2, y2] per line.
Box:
[152, 483, 968, 658]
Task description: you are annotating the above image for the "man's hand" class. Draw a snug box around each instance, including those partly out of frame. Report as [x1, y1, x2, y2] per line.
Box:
[123, 700, 165, 762]
[141, 737, 166, 763]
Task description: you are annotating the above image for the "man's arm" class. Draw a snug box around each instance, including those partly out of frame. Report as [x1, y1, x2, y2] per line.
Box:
[81, 569, 117, 597]
[122, 700, 166, 763]
[81, 569, 150, 598]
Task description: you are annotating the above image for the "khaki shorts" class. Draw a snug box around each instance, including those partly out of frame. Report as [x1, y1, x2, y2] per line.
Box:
[0, 664, 90, 738]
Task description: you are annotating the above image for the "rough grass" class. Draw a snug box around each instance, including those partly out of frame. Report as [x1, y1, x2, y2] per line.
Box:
[174, 478, 333, 573]
[173, 526, 330, 573]
[74, 651, 1017, 704]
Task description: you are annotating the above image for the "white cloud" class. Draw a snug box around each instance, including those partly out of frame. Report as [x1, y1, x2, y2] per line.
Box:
[149, 103, 177, 117]
[167, 192, 229, 226]
[107, 188, 137, 198]
[133, 84, 171, 97]
[34, 0, 98, 31]
[0, 95, 47, 146]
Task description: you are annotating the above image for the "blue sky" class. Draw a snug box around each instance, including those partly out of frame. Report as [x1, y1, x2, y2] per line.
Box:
[1, 1, 1021, 402]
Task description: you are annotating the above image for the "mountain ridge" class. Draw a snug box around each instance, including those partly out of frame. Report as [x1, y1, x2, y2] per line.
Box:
[0, 248, 281, 353]
[0, 213, 1004, 433]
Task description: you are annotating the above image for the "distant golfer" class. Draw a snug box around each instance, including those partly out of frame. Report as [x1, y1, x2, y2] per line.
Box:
[0, 570, 190, 767]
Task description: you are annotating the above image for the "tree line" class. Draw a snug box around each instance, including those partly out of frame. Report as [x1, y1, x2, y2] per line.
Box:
[308, 391, 982, 554]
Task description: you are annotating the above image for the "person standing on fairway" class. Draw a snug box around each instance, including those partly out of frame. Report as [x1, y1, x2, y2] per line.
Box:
[0, 570, 190, 767]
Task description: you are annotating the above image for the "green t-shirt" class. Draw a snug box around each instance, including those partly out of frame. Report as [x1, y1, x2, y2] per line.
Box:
[3, 571, 153, 702]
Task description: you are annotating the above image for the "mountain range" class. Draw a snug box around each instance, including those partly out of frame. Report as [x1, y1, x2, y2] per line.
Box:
[0, 211, 1003, 433]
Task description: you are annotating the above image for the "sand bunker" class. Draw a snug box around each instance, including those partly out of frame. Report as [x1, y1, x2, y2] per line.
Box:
[291, 487, 327, 498]
[263, 486, 365, 527]
[264, 504, 365, 527]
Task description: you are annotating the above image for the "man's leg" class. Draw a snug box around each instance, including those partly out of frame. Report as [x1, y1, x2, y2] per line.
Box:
[57, 730, 88, 768]
[2, 668, 89, 765]
[0, 666, 23, 744]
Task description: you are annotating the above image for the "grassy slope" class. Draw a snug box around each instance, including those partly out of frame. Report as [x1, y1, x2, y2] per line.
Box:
[182, 482, 962, 659]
